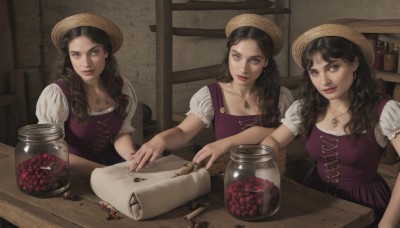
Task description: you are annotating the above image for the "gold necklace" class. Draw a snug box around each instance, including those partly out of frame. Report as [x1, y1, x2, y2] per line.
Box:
[329, 105, 348, 127]
[232, 84, 250, 109]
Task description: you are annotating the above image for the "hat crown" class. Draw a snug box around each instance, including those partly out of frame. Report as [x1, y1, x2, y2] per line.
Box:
[225, 14, 284, 56]
[292, 23, 375, 67]
[51, 13, 123, 53]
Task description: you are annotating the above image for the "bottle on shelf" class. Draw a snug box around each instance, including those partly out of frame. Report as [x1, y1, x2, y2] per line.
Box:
[395, 42, 400, 73]
[384, 42, 398, 73]
[373, 40, 385, 71]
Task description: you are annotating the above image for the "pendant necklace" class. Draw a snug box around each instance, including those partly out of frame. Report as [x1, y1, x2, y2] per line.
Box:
[329, 105, 347, 127]
[244, 100, 250, 109]
[95, 97, 101, 105]
[88, 91, 102, 106]
[232, 84, 250, 109]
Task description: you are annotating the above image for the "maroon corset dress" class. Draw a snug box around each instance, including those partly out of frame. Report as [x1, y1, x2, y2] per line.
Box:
[303, 99, 391, 220]
[55, 80, 124, 165]
[207, 83, 259, 140]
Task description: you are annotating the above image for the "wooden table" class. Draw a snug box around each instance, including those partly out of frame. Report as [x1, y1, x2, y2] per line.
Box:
[0, 143, 374, 227]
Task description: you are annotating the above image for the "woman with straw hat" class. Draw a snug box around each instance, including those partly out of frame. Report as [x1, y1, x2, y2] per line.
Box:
[261, 23, 400, 226]
[130, 14, 294, 173]
[36, 13, 138, 175]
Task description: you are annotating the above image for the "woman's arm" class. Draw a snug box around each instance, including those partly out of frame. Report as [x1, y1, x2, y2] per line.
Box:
[114, 133, 137, 160]
[193, 126, 275, 169]
[69, 153, 105, 175]
[379, 134, 400, 227]
[260, 124, 296, 153]
[130, 114, 205, 171]
[112, 77, 139, 160]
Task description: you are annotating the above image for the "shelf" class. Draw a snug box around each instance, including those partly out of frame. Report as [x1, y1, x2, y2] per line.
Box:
[330, 19, 400, 34]
[375, 71, 400, 83]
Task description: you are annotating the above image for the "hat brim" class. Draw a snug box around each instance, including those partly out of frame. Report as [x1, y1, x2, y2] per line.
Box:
[51, 13, 123, 53]
[291, 23, 375, 68]
[225, 14, 284, 56]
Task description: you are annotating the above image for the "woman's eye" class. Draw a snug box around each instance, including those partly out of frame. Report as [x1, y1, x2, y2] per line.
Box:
[329, 65, 339, 71]
[91, 49, 99, 56]
[70, 52, 80, 58]
[250, 58, 260, 64]
[308, 70, 318, 77]
[232, 54, 240, 61]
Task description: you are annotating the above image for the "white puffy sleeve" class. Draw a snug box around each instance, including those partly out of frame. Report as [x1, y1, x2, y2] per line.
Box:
[36, 83, 69, 124]
[278, 86, 295, 118]
[378, 100, 400, 142]
[186, 86, 214, 128]
[119, 77, 138, 134]
[281, 100, 302, 136]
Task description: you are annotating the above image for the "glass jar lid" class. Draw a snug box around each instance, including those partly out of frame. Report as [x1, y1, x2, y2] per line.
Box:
[230, 144, 274, 163]
[18, 124, 63, 142]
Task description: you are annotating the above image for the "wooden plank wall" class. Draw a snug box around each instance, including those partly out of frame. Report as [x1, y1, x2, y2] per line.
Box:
[0, 0, 15, 144]
[11, 0, 42, 123]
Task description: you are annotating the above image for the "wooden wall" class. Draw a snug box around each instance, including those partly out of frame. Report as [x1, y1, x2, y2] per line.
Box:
[1, 0, 289, 145]
[0, 0, 15, 144]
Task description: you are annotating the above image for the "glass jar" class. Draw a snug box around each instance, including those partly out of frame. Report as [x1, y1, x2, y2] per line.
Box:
[15, 124, 70, 197]
[224, 145, 280, 221]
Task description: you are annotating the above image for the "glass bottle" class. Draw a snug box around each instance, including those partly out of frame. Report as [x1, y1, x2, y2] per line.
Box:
[394, 42, 400, 73]
[384, 43, 397, 73]
[15, 124, 70, 197]
[373, 40, 384, 71]
[224, 145, 280, 221]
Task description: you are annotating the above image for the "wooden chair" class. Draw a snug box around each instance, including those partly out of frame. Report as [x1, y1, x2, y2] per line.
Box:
[0, 69, 27, 146]
[151, 0, 291, 132]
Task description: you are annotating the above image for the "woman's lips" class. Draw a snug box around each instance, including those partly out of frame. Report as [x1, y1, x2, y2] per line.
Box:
[237, 75, 248, 81]
[82, 70, 94, 76]
[323, 87, 336, 94]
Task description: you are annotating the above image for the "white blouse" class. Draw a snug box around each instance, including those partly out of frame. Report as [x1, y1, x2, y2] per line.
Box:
[186, 85, 295, 128]
[36, 76, 138, 134]
[281, 100, 400, 147]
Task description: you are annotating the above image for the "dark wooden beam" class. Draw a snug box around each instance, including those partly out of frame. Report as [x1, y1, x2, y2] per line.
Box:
[155, 0, 173, 132]
[172, 64, 223, 84]
[150, 25, 225, 37]
[172, 0, 274, 11]
[245, 7, 291, 15]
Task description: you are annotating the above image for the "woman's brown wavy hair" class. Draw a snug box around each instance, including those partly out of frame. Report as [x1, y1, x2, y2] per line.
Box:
[53, 26, 128, 123]
[298, 36, 383, 139]
[218, 26, 281, 128]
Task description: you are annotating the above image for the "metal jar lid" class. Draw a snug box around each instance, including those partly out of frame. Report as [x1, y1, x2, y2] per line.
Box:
[18, 124, 64, 143]
[230, 144, 275, 163]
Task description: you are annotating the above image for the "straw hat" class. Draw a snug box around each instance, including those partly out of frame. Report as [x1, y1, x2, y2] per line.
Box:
[51, 13, 123, 53]
[291, 24, 374, 67]
[225, 14, 284, 56]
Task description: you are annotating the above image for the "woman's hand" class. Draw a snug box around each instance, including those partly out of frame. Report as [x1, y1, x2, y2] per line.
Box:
[129, 136, 166, 172]
[192, 139, 230, 169]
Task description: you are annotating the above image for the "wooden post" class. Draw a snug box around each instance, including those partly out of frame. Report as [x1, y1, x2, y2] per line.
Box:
[155, 0, 173, 132]
[0, 0, 14, 76]
[0, 0, 15, 144]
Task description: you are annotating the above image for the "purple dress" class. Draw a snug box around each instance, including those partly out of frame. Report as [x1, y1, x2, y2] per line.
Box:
[303, 99, 391, 220]
[208, 83, 269, 140]
[55, 80, 124, 165]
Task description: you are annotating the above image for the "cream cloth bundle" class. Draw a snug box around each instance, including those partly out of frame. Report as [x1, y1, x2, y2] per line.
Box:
[90, 155, 211, 220]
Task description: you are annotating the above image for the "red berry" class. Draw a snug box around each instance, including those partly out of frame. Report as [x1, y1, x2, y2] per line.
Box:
[225, 176, 280, 219]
